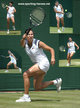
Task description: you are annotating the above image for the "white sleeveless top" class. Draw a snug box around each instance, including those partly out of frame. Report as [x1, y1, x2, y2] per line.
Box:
[9, 54, 16, 62]
[68, 41, 75, 51]
[25, 38, 49, 63]
[7, 6, 15, 14]
[54, 4, 62, 13]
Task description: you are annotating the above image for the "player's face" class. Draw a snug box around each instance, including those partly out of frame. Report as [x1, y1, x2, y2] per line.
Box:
[55, 2, 59, 6]
[69, 38, 72, 42]
[26, 30, 34, 42]
[9, 3, 12, 6]
[8, 51, 11, 54]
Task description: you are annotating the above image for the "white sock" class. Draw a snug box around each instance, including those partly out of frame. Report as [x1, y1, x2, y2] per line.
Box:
[7, 29, 9, 31]
[24, 94, 29, 97]
[53, 80, 57, 85]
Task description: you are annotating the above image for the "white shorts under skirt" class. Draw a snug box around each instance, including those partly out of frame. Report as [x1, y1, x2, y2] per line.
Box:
[56, 13, 64, 18]
[10, 60, 17, 65]
[7, 13, 14, 18]
[37, 60, 50, 73]
[68, 49, 75, 54]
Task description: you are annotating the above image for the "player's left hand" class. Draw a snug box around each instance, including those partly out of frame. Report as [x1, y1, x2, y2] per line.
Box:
[51, 58, 55, 66]
[77, 47, 79, 50]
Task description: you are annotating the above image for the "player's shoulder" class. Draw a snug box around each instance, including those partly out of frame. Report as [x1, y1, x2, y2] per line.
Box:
[12, 6, 15, 9]
[54, 5, 56, 9]
[59, 4, 62, 7]
[33, 38, 40, 44]
[73, 41, 75, 43]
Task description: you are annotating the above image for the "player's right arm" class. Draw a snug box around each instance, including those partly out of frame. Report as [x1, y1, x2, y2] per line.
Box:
[67, 42, 70, 48]
[6, 56, 9, 58]
[20, 34, 26, 48]
[6, 6, 9, 12]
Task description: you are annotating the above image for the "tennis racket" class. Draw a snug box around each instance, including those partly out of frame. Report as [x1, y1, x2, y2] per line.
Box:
[59, 46, 66, 52]
[29, 7, 46, 28]
[65, 12, 72, 18]
[1, 3, 8, 9]
[0, 55, 6, 58]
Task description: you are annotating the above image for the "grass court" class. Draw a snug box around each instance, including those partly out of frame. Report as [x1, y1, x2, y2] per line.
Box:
[0, 31, 21, 35]
[50, 27, 73, 34]
[0, 69, 22, 74]
[59, 59, 80, 67]
[0, 90, 80, 108]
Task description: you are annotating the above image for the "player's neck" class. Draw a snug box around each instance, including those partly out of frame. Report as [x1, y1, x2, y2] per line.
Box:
[28, 41, 33, 48]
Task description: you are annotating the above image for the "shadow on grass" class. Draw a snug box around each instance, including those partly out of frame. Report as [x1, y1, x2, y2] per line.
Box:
[31, 99, 61, 102]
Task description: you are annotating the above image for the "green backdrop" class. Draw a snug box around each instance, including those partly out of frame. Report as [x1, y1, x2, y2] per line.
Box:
[0, 0, 80, 91]
[73, 0, 80, 34]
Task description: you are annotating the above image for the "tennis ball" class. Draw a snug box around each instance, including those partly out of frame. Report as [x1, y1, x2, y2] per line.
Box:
[65, 9, 67, 12]
[64, 49, 65, 52]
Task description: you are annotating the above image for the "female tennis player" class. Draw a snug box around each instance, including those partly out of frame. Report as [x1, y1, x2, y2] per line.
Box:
[54, 1, 64, 33]
[16, 28, 62, 102]
[6, 2, 16, 34]
[5, 50, 21, 72]
[67, 37, 79, 66]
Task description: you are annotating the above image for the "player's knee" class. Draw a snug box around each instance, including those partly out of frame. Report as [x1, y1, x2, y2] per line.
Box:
[7, 64, 9, 67]
[23, 70, 30, 78]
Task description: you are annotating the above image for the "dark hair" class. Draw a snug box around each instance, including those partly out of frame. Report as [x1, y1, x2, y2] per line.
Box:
[55, 1, 59, 3]
[10, 2, 13, 4]
[25, 28, 32, 35]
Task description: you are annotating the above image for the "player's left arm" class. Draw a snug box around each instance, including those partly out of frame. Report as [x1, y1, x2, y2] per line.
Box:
[60, 4, 64, 14]
[12, 8, 16, 14]
[74, 43, 79, 50]
[39, 41, 55, 65]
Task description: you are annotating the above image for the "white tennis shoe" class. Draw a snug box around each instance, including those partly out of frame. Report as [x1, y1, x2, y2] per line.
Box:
[19, 68, 21, 72]
[16, 95, 31, 102]
[67, 63, 70, 66]
[5, 70, 9, 72]
[62, 27, 64, 32]
[58, 29, 61, 33]
[7, 30, 9, 34]
[56, 78, 62, 92]
[12, 26, 16, 31]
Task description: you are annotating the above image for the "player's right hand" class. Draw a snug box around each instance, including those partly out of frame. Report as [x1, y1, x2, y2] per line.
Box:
[22, 34, 27, 39]
[61, 11, 64, 14]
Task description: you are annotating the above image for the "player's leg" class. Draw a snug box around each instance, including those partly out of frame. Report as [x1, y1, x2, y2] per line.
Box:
[13, 64, 18, 69]
[11, 16, 16, 30]
[33, 73, 62, 91]
[67, 53, 70, 66]
[56, 16, 61, 33]
[13, 63, 21, 72]
[5, 61, 12, 72]
[69, 52, 75, 64]
[16, 64, 42, 102]
[61, 17, 64, 31]
[7, 17, 10, 34]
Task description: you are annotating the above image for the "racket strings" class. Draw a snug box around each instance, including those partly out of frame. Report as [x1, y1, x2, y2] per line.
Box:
[30, 7, 45, 28]
[30, 15, 42, 25]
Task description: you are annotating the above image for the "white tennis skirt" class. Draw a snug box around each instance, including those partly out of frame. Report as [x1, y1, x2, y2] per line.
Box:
[10, 59, 17, 65]
[37, 59, 50, 73]
[7, 13, 14, 18]
[56, 13, 64, 18]
[68, 49, 75, 54]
